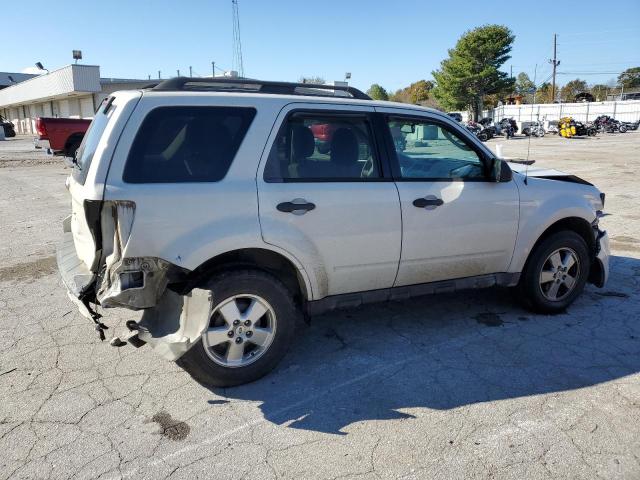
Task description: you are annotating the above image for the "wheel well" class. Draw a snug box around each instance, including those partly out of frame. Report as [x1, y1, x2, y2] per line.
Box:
[524, 217, 596, 275]
[184, 248, 307, 302]
[535, 217, 595, 253]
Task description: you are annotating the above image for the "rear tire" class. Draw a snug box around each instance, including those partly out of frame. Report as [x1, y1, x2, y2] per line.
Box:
[517, 231, 590, 314]
[177, 269, 300, 387]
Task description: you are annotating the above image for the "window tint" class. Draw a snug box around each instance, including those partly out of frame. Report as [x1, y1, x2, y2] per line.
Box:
[264, 113, 380, 181]
[388, 117, 485, 180]
[124, 106, 255, 183]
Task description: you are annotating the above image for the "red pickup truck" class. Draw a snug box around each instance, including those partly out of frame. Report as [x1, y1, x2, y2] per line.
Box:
[35, 117, 92, 157]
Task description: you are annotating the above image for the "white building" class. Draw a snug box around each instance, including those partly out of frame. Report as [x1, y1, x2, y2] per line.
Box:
[0, 64, 151, 135]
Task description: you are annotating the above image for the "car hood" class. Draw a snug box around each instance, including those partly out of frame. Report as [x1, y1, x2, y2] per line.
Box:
[508, 162, 593, 186]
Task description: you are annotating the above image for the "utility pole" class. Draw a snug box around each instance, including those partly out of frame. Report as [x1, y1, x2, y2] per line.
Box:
[189, 66, 192, 77]
[532, 64, 538, 104]
[158, 70, 161, 80]
[549, 34, 560, 102]
[212, 61, 215, 77]
[177, 69, 180, 77]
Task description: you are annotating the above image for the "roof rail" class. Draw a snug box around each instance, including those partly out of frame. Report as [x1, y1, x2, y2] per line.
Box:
[151, 77, 371, 100]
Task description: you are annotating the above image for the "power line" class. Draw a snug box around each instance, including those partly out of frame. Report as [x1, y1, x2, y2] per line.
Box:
[559, 28, 640, 37]
[558, 71, 631, 75]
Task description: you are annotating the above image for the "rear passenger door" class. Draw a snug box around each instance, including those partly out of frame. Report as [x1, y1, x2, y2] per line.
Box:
[257, 105, 402, 299]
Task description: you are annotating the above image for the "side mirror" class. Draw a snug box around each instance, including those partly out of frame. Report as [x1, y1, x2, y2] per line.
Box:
[489, 157, 512, 182]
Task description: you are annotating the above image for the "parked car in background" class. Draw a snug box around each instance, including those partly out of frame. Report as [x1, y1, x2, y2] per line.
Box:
[58, 77, 610, 387]
[0, 115, 16, 137]
[309, 123, 336, 153]
[35, 117, 92, 157]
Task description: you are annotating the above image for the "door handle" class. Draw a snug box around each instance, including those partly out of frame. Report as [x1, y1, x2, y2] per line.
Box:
[277, 198, 316, 215]
[413, 196, 444, 209]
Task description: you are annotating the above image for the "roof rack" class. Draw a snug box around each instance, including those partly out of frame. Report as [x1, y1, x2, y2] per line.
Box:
[151, 77, 371, 100]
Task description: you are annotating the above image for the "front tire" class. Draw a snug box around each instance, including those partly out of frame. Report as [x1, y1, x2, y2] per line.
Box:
[177, 269, 300, 387]
[517, 231, 591, 314]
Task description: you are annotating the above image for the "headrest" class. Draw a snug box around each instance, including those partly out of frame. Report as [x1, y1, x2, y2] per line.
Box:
[291, 125, 315, 159]
[330, 128, 359, 165]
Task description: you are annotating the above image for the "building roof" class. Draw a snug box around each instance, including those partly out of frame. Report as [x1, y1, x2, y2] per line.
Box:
[0, 72, 38, 88]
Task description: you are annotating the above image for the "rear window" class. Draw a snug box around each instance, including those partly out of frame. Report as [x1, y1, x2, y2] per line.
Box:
[73, 102, 111, 184]
[123, 106, 256, 183]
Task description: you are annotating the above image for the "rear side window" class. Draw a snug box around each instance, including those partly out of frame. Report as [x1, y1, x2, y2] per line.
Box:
[73, 101, 111, 185]
[123, 106, 256, 183]
[264, 112, 381, 182]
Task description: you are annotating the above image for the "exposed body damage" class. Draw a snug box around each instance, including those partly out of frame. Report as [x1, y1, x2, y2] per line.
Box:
[93, 200, 187, 310]
[136, 288, 211, 361]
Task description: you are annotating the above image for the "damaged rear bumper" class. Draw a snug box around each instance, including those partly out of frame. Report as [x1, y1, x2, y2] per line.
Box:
[58, 213, 208, 359]
[57, 228, 95, 309]
[136, 289, 212, 361]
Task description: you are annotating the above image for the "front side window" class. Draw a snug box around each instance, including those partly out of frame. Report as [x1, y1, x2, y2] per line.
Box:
[124, 106, 255, 183]
[388, 117, 486, 180]
[264, 113, 380, 182]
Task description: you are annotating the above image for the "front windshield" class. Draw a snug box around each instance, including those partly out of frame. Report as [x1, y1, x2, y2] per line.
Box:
[72, 100, 112, 184]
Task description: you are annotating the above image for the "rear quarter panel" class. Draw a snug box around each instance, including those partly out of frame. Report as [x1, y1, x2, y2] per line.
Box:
[102, 93, 313, 296]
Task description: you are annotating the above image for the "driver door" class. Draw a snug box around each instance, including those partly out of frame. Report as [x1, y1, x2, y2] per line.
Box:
[377, 109, 519, 287]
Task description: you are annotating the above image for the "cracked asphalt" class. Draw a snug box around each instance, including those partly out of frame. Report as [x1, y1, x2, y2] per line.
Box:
[1, 132, 639, 479]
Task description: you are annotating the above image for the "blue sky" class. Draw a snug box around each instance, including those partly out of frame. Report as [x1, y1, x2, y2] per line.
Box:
[5, 0, 640, 92]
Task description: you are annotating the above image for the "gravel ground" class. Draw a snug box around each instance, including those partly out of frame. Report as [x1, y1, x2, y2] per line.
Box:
[0, 133, 638, 480]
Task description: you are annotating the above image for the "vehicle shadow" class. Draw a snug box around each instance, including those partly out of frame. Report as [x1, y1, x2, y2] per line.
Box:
[204, 255, 639, 435]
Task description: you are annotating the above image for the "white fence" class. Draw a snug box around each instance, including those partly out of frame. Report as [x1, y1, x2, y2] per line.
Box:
[454, 100, 640, 125]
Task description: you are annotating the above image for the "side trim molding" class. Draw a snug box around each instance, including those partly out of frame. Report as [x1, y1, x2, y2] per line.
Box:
[306, 272, 520, 316]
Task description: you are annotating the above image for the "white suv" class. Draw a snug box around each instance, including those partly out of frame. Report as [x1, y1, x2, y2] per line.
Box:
[58, 78, 609, 386]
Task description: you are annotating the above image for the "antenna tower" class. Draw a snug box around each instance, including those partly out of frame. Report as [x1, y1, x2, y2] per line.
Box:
[232, 0, 244, 77]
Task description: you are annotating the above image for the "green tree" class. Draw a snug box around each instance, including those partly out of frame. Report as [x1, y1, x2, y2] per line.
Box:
[515, 72, 535, 95]
[560, 79, 588, 102]
[590, 84, 609, 101]
[535, 82, 554, 103]
[432, 24, 515, 120]
[366, 84, 389, 100]
[389, 80, 434, 104]
[617, 67, 640, 89]
[514, 72, 535, 103]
